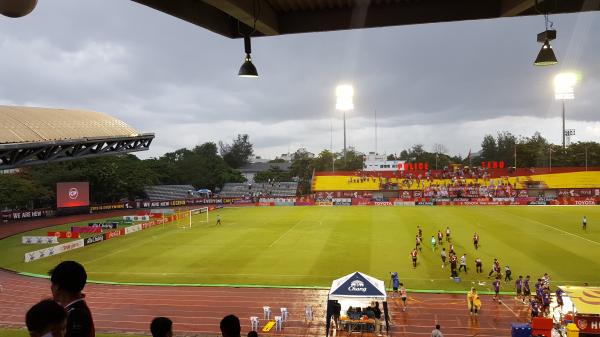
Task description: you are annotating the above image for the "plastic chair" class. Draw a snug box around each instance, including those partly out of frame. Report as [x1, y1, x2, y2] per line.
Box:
[263, 306, 271, 320]
[280, 307, 289, 322]
[274, 316, 283, 331]
[250, 316, 259, 331]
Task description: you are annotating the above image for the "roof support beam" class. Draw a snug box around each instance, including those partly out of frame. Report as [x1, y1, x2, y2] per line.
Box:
[131, 0, 238, 38]
[500, 0, 543, 17]
[201, 0, 279, 36]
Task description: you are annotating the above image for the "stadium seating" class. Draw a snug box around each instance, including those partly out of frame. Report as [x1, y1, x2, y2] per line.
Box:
[144, 185, 196, 200]
[312, 170, 600, 191]
[219, 182, 298, 197]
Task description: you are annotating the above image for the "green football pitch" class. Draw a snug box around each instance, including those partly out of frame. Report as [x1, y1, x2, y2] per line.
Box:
[1, 206, 599, 292]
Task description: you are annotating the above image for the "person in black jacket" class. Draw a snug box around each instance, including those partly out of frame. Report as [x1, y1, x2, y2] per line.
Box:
[50, 261, 95, 337]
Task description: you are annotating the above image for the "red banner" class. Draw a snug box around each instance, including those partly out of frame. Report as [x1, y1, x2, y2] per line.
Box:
[103, 228, 126, 240]
[47, 231, 80, 239]
[575, 315, 600, 333]
[71, 226, 102, 233]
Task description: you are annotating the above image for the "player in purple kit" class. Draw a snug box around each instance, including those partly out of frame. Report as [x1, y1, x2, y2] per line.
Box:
[554, 288, 564, 311]
[515, 275, 523, 302]
[541, 288, 551, 316]
[530, 298, 540, 319]
[523, 276, 531, 303]
[492, 276, 501, 303]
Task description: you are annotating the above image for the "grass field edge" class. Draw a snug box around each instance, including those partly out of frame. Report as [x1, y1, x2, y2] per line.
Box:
[16, 271, 514, 295]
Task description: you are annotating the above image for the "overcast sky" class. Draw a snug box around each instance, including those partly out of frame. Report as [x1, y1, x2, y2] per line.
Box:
[1, 1, 599, 159]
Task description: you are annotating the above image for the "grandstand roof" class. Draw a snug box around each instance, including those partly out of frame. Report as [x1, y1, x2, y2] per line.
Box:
[0, 105, 140, 145]
[133, 0, 600, 39]
[0, 106, 154, 169]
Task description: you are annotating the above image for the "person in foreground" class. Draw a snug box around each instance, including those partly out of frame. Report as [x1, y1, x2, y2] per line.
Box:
[49, 261, 95, 337]
[431, 324, 444, 337]
[26, 299, 67, 337]
[150, 317, 173, 337]
[220, 315, 241, 337]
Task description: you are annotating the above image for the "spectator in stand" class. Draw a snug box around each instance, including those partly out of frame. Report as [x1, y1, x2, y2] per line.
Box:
[220, 315, 241, 337]
[26, 299, 67, 337]
[150, 317, 173, 337]
[49, 261, 95, 337]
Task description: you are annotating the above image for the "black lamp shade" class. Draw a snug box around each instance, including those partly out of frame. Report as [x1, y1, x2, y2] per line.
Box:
[238, 54, 258, 77]
[534, 40, 558, 66]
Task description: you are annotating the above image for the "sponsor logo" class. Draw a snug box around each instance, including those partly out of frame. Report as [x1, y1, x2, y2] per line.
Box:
[68, 187, 79, 200]
[84, 235, 104, 246]
[578, 319, 588, 331]
[575, 200, 595, 205]
[348, 280, 367, 292]
[374, 201, 392, 206]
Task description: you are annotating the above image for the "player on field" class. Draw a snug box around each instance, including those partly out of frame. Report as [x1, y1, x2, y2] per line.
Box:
[399, 283, 408, 311]
[410, 248, 418, 268]
[583, 215, 587, 230]
[541, 287, 551, 315]
[417, 226, 423, 239]
[449, 254, 458, 278]
[554, 287, 564, 311]
[475, 257, 483, 273]
[449, 244, 455, 256]
[216, 215, 222, 226]
[492, 276, 501, 303]
[437, 230, 443, 245]
[473, 232, 479, 250]
[440, 248, 447, 268]
[530, 298, 540, 319]
[504, 266, 512, 282]
[415, 235, 422, 251]
[542, 273, 550, 287]
[459, 254, 467, 273]
[488, 258, 500, 277]
[430, 236, 437, 252]
[523, 275, 531, 303]
[445, 226, 451, 243]
[515, 275, 523, 302]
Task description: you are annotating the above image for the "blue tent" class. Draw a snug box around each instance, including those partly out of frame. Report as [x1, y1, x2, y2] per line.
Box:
[326, 272, 390, 336]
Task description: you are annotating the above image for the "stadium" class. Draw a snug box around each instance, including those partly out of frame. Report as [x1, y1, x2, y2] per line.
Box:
[1, 2, 600, 337]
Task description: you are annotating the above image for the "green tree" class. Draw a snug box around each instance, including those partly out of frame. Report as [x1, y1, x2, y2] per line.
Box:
[219, 134, 254, 169]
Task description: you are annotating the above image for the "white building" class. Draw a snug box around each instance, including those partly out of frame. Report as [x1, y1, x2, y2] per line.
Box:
[363, 152, 405, 171]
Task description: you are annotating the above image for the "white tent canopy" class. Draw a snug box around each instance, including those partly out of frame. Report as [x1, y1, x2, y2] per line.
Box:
[328, 271, 387, 301]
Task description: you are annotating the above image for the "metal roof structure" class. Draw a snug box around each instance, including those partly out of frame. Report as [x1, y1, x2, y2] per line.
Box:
[132, 0, 600, 39]
[0, 106, 154, 169]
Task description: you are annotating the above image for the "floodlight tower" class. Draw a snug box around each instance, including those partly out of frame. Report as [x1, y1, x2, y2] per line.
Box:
[336, 84, 354, 165]
[553, 72, 577, 149]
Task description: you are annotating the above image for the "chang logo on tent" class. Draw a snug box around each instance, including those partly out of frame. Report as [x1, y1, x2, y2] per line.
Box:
[348, 280, 367, 292]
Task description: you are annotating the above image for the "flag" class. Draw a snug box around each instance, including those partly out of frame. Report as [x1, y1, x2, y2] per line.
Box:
[466, 149, 471, 160]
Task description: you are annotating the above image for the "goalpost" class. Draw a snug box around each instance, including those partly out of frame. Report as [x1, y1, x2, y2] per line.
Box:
[183, 207, 209, 229]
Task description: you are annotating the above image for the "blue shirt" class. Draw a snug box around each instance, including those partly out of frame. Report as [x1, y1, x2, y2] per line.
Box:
[524, 279, 530, 291]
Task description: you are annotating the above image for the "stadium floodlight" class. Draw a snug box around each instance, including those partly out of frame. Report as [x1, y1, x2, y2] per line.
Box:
[336, 84, 354, 166]
[554, 72, 577, 100]
[336, 85, 354, 111]
[554, 72, 578, 148]
[238, 34, 258, 78]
